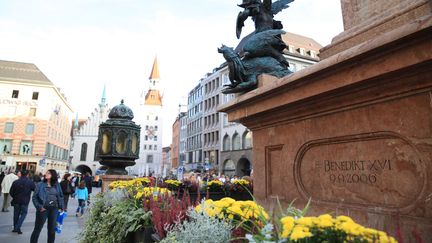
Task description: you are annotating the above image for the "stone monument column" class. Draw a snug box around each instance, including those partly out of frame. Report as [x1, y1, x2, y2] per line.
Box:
[220, 0, 432, 240]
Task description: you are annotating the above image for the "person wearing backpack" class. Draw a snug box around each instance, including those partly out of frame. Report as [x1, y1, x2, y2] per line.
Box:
[75, 181, 88, 217]
[60, 173, 74, 212]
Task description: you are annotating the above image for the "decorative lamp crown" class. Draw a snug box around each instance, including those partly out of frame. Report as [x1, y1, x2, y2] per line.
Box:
[108, 99, 134, 120]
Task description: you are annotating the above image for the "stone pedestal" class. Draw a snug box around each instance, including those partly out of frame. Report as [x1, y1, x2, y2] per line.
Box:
[101, 174, 134, 192]
[219, 2, 432, 240]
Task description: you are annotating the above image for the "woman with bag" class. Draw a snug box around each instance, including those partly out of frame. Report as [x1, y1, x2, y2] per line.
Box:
[30, 169, 64, 243]
[60, 173, 74, 212]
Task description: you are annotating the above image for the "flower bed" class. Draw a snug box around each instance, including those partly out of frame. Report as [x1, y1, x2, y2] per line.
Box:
[80, 178, 398, 243]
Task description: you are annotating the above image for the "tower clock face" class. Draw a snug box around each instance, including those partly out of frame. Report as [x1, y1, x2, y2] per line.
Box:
[146, 126, 156, 138]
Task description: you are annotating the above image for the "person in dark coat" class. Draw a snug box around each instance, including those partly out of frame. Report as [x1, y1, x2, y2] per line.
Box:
[9, 170, 35, 234]
[60, 173, 74, 211]
[30, 169, 64, 243]
[83, 172, 93, 205]
[0, 171, 5, 196]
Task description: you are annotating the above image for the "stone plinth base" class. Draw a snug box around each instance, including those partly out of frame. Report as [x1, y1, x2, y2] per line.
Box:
[220, 12, 432, 240]
[101, 175, 134, 192]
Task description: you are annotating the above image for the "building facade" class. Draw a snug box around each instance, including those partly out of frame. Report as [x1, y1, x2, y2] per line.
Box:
[0, 60, 74, 174]
[179, 112, 187, 168]
[171, 111, 186, 169]
[185, 83, 203, 171]
[133, 57, 163, 176]
[171, 115, 180, 169]
[70, 86, 109, 175]
[201, 71, 222, 171]
[161, 146, 171, 177]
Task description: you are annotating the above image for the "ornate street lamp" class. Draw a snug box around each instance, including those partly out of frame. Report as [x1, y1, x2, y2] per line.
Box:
[97, 100, 140, 175]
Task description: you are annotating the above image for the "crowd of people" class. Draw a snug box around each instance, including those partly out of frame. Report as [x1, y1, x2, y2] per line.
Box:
[0, 169, 93, 243]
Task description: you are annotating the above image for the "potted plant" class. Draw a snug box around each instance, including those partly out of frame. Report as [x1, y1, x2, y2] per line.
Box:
[205, 180, 226, 200]
[228, 179, 253, 201]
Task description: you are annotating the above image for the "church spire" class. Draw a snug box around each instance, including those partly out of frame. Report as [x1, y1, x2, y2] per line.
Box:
[149, 56, 160, 81]
[100, 83, 106, 105]
[144, 56, 162, 106]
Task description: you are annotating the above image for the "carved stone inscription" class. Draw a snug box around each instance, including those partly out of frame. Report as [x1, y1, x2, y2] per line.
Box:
[295, 133, 425, 211]
[321, 159, 391, 185]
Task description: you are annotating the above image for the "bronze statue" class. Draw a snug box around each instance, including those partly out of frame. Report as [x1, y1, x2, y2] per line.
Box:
[220, 0, 294, 94]
[236, 0, 293, 38]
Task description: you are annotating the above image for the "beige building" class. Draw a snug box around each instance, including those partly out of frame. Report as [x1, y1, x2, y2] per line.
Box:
[0, 60, 74, 174]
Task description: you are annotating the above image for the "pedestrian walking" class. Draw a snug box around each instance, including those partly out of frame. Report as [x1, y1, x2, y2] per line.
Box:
[1, 171, 19, 212]
[30, 169, 64, 243]
[60, 173, 74, 212]
[0, 171, 5, 195]
[84, 172, 92, 205]
[9, 170, 35, 234]
[75, 181, 88, 217]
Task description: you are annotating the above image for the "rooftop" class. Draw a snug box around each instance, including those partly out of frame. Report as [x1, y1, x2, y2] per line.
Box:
[0, 60, 53, 86]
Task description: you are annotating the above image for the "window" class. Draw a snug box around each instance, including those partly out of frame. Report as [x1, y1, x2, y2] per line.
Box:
[147, 154, 153, 163]
[232, 132, 241, 150]
[145, 136, 148, 141]
[4, 122, 14, 133]
[25, 124, 35, 135]
[94, 141, 99, 161]
[149, 145, 152, 150]
[223, 135, 231, 151]
[0, 140, 12, 155]
[80, 143, 87, 161]
[146, 125, 149, 130]
[144, 145, 147, 150]
[155, 116, 158, 121]
[12, 90, 19, 98]
[20, 141, 33, 155]
[155, 126, 158, 131]
[29, 108, 37, 117]
[154, 145, 157, 150]
[32, 92, 39, 100]
[154, 136, 157, 141]
[242, 131, 252, 149]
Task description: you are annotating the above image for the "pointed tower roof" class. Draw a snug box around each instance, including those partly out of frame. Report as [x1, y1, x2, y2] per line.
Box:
[100, 83, 106, 105]
[149, 56, 160, 80]
[73, 113, 79, 128]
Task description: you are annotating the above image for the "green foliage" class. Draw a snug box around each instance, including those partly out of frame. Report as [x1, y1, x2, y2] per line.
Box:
[79, 192, 151, 243]
[160, 208, 233, 243]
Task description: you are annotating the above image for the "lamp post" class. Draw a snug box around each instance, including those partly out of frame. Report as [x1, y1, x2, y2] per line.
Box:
[97, 100, 141, 191]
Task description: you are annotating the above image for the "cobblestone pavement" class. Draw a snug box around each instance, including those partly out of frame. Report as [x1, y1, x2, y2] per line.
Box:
[0, 187, 100, 243]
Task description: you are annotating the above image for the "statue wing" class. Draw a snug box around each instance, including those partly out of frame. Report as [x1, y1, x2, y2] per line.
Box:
[271, 0, 295, 15]
[236, 11, 249, 39]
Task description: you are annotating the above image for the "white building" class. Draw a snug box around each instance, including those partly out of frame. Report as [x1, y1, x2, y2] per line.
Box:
[132, 57, 163, 176]
[70, 85, 109, 175]
[0, 60, 74, 174]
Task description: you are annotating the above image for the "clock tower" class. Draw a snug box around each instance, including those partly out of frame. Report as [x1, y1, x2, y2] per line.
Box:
[133, 56, 164, 176]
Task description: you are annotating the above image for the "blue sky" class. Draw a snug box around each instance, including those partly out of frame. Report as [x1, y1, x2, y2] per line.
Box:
[0, 0, 343, 146]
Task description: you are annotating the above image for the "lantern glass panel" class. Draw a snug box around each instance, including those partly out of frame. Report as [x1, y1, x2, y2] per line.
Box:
[101, 131, 112, 154]
[131, 133, 138, 154]
[116, 131, 127, 154]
